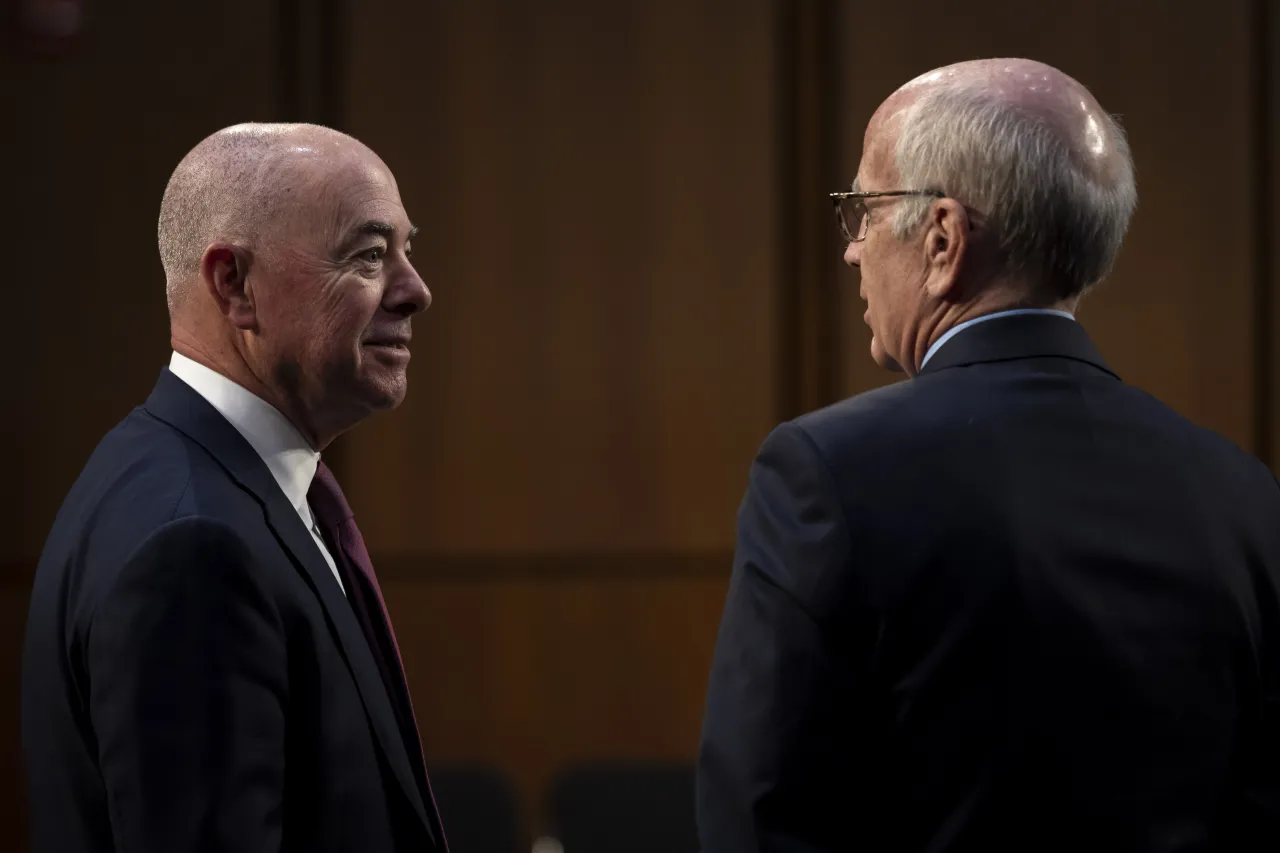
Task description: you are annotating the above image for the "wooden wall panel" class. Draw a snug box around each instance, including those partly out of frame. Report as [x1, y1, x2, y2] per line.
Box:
[337, 0, 780, 555]
[1267, 0, 1280, 470]
[835, 0, 1257, 454]
[0, 3, 279, 561]
[0, 586, 31, 847]
[775, 0, 845, 419]
[385, 573, 729, 835]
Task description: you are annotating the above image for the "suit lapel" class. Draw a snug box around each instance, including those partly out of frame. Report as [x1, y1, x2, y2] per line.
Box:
[142, 369, 433, 835]
[260, 495, 433, 834]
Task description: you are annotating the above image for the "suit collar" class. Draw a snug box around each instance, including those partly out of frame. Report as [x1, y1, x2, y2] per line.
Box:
[167, 351, 320, 519]
[143, 368, 291, 510]
[141, 368, 437, 838]
[916, 312, 1118, 379]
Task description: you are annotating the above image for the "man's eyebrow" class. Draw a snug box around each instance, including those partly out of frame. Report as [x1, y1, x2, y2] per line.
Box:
[340, 220, 419, 249]
[352, 220, 395, 239]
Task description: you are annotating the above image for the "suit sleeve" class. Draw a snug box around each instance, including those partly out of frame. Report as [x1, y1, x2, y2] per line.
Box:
[86, 516, 287, 853]
[696, 421, 865, 853]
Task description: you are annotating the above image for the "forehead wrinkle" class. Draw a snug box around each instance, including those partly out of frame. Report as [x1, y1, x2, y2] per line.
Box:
[330, 161, 406, 231]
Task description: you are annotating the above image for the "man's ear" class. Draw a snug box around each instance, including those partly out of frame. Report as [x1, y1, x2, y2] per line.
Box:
[201, 243, 257, 330]
[922, 198, 970, 299]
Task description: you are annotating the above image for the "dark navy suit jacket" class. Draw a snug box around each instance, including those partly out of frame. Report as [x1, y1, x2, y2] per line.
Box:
[698, 314, 1280, 852]
[22, 369, 444, 852]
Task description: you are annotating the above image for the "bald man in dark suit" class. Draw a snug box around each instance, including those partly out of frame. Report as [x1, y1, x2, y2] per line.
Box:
[698, 59, 1280, 853]
[22, 123, 447, 853]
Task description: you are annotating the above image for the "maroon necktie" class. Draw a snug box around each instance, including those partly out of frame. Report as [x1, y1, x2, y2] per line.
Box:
[308, 461, 447, 850]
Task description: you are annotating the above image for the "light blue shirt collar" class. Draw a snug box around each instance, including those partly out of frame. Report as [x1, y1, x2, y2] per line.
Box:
[919, 308, 1076, 370]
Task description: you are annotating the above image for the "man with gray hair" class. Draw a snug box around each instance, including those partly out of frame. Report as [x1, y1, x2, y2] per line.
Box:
[22, 123, 447, 852]
[697, 58, 1280, 851]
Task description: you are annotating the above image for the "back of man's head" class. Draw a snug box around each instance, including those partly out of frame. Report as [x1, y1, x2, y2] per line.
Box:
[157, 122, 347, 317]
[887, 61, 1137, 303]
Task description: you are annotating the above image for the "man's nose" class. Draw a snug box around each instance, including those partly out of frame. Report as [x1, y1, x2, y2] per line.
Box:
[843, 240, 861, 268]
[386, 266, 431, 317]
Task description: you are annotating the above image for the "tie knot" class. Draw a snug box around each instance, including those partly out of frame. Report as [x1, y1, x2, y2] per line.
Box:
[308, 460, 355, 529]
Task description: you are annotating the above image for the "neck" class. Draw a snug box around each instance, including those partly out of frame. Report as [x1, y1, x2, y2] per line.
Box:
[901, 289, 1077, 377]
[170, 328, 330, 451]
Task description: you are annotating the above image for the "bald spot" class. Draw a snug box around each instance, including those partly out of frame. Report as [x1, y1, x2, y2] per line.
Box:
[158, 122, 379, 316]
[868, 58, 1126, 188]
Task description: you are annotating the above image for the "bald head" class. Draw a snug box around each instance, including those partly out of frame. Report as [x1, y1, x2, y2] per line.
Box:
[884, 58, 1126, 185]
[859, 58, 1136, 301]
[158, 122, 381, 314]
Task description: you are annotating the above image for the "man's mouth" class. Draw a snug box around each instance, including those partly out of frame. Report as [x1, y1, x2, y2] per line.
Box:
[362, 338, 412, 361]
[363, 334, 411, 349]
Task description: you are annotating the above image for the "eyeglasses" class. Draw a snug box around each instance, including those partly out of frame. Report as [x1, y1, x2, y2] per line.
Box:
[829, 189, 945, 243]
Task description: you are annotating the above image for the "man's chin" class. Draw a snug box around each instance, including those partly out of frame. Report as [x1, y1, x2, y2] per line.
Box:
[356, 371, 409, 411]
[870, 337, 905, 373]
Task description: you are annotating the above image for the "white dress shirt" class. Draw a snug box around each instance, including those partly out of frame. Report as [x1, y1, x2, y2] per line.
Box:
[168, 351, 345, 595]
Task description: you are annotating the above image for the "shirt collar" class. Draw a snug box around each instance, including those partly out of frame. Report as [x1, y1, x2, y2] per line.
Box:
[168, 351, 320, 517]
[920, 308, 1076, 371]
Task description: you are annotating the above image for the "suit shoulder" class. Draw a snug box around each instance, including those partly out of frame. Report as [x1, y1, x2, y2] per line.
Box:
[73, 407, 220, 522]
[35, 408, 263, 623]
[1121, 385, 1280, 496]
[788, 378, 928, 456]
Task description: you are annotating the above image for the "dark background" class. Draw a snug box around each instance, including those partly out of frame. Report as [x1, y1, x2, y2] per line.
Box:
[1, 0, 1277, 846]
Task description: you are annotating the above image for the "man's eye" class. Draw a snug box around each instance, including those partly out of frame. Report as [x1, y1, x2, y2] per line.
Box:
[360, 247, 385, 263]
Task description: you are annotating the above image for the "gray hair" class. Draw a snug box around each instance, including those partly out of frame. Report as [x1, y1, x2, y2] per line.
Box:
[889, 85, 1137, 301]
